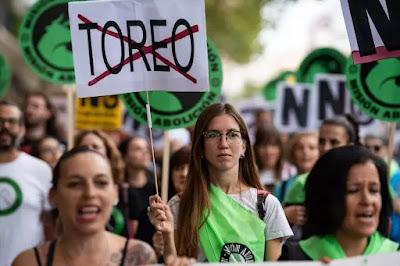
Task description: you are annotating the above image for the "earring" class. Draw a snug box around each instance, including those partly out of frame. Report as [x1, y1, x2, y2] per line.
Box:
[240, 154, 245, 159]
[113, 199, 119, 206]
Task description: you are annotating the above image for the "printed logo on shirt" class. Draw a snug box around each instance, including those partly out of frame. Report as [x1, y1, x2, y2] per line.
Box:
[0, 177, 23, 216]
[220, 243, 255, 262]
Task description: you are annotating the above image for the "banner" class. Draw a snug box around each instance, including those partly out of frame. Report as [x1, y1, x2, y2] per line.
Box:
[75, 96, 123, 130]
[340, 0, 400, 64]
[69, 0, 208, 97]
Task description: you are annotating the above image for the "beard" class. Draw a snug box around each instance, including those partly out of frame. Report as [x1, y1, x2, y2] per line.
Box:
[0, 129, 21, 151]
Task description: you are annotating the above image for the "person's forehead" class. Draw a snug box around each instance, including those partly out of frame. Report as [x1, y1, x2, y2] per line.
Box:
[0, 105, 22, 118]
[320, 124, 347, 136]
[207, 114, 239, 130]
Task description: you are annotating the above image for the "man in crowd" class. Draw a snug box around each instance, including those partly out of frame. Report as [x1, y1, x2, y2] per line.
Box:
[0, 101, 52, 266]
[20, 92, 64, 154]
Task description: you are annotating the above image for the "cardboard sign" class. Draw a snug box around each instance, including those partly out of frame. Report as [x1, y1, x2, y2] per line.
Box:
[340, 0, 400, 64]
[274, 74, 376, 133]
[75, 96, 123, 130]
[69, 0, 208, 97]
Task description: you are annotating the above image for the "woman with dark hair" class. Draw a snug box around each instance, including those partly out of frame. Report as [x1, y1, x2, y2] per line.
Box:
[284, 115, 360, 206]
[280, 145, 398, 261]
[253, 126, 295, 192]
[318, 114, 360, 156]
[148, 103, 292, 262]
[168, 145, 191, 199]
[12, 146, 157, 265]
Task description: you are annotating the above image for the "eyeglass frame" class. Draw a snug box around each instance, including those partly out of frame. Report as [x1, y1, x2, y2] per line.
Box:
[202, 129, 243, 145]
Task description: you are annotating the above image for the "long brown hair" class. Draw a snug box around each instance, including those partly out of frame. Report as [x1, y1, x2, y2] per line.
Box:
[176, 103, 262, 257]
[253, 126, 284, 181]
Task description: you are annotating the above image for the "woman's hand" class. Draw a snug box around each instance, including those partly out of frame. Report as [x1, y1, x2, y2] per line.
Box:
[148, 195, 174, 234]
[284, 205, 306, 225]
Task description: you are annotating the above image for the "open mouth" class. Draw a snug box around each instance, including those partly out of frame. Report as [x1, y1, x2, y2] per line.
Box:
[78, 206, 101, 221]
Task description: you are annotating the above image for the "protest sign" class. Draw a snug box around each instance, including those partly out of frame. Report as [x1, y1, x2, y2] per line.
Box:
[274, 74, 376, 132]
[296, 48, 347, 83]
[69, 0, 208, 97]
[75, 95, 123, 130]
[346, 57, 400, 122]
[19, 0, 79, 84]
[121, 39, 222, 130]
[340, 0, 400, 64]
[263, 71, 295, 101]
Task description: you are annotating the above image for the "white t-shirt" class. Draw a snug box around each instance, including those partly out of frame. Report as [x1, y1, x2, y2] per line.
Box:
[168, 188, 293, 261]
[0, 152, 52, 266]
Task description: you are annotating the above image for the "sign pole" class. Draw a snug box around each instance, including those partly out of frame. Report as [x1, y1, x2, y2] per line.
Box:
[161, 131, 170, 202]
[64, 85, 75, 150]
[145, 91, 159, 196]
[387, 122, 397, 179]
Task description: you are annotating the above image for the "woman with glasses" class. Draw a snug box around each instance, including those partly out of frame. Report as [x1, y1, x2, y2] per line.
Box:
[148, 103, 292, 262]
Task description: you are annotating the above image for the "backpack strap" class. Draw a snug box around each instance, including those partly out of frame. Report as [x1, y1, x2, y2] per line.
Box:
[257, 189, 269, 220]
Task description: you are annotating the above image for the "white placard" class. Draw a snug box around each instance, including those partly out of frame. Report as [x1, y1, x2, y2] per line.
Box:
[69, 0, 208, 97]
[339, 0, 400, 64]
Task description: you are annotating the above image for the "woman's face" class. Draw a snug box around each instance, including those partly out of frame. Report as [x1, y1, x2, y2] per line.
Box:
[78, 133, 107, 156]
[203, 114, 245, 176]
[38, 137, 64, 168]
[256, 144, 280, 170]
[319, 124, 349, 156]
[172, 164, 189, 193]
[293, 135, 319, 173]
[126, 138, 150, 169]
[338, 161, 382, 239]
[50, 152, 117, 235]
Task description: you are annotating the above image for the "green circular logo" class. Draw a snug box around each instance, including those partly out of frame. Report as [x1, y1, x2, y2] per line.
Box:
[121, 39, 222, 130]
[263, 71, 295, 101]
[19, 0, 79, 84]
[0, 54, 10, 97]
[107, 207, 125, 235]
[346, 57, 400, 122]
[0, 177, 23, 216]
[297, 48, 347, 83]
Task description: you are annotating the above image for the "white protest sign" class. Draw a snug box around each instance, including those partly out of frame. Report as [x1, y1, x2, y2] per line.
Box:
[69, 0, 208, 97]
[274, 82, 317, 132]
[274, 74, 379, 134]
[340, 0, 400, 64]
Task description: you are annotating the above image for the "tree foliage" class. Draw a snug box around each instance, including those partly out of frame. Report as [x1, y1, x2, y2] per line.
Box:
[206, 0, 271, 64]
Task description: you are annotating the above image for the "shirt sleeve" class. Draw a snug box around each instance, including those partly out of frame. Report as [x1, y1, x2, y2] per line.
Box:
[264, 194, 293, 241]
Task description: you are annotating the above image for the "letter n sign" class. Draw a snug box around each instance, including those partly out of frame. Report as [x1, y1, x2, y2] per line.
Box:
[340, 0, 400, 64]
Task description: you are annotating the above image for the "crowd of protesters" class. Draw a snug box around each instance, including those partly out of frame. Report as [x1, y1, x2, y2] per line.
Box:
[1, 95, 400, 265]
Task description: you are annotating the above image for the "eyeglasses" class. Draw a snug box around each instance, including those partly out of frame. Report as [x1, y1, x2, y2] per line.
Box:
[0, 117, 20, 127]
[365, 144, 382, 153]
[203, 129, 242, 144]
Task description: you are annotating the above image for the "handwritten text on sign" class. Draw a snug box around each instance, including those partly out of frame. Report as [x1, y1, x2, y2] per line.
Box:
[69, 0, 208, 97]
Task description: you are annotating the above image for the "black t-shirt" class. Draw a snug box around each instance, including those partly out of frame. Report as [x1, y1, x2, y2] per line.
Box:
[128, 176, 157, 246]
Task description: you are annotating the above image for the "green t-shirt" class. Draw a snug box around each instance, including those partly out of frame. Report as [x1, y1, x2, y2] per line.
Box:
[283, 173, 309, 205]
